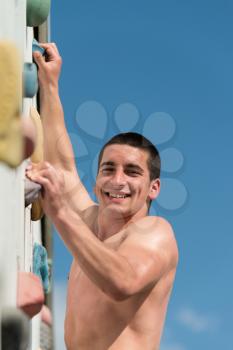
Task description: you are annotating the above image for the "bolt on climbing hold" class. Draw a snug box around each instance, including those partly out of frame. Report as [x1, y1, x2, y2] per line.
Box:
[0, 41, 23, 168]
[23, 62, 38, 98]
[32, 38, 45, 56]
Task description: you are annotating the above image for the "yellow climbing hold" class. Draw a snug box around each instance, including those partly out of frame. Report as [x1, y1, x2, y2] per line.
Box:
[0, 41, 23, 168]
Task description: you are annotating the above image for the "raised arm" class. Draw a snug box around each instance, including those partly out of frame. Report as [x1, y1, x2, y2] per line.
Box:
[26, 161, 178, 301]
[33, 43, 95, 212]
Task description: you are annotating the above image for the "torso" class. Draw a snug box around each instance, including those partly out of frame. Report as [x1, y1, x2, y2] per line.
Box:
[64, 206, 177, 350]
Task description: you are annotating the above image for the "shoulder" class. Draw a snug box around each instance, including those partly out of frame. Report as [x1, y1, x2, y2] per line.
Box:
[127, 216, 179, 268]
[128, 215, 174, 237]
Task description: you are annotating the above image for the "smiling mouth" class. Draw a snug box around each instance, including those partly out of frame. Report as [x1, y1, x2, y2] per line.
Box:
[104, 192, 131, 199]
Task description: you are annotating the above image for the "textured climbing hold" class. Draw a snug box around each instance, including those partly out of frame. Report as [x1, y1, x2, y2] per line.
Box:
[27, 0, 51, 27]
[32, 38, 45, 56]
[33, 243, 50, 293]
[25, 178, 42, 207]
[23, 63, 38, 98]
[40, 305, 53, 349]
[0, 41, 23, 167]
[1, 307, 30, 350]
[17, 271, 44, 319]
[40, 321, 53, 350]
[30, 106, 44, 220]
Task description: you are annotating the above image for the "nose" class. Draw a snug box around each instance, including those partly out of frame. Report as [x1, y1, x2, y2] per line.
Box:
[110, 168, 126, 188]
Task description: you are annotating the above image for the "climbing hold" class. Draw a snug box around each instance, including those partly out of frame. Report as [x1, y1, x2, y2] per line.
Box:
[21, 116, 37, 159]
[23, 63, 38, 98]
[40, 320, 53, 350]
[17, 271, 44, 319]
[0, 41, 23, 167]
[31, 198, 44, 221]
[27, 0, 51, 27]
[32, 38, 45, 56]
[30, 106, 44, 221]
[40, 305, 53, 349]
[1, 307, 30, 350]
[33, 243, 50, 293]
[24, 178, 42, 207]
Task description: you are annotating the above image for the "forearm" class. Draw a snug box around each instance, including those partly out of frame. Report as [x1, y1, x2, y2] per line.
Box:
[54, 206, 134, 300]
[39, 85, 75, 171]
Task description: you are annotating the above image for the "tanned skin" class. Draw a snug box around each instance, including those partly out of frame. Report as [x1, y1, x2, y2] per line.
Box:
[27, 43, 179, 350]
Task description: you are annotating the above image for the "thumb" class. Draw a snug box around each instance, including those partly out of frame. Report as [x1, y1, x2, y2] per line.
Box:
[33, 51, 45, 67]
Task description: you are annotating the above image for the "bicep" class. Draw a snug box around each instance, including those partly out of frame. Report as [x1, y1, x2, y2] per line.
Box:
[117, 220, 177, 295]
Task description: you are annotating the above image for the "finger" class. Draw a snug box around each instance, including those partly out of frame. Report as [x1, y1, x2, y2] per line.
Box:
[27, 168, 56, 183]
[40, 42, 61, 58]
[26, 165, 54, 180]
[43, 44, 60, 61]
[25, 161, 39, 171]
[26, 173, 52, 193]
[50, 42, 59, 54]
[33, 51, 46, 68]
[39, 42, 55, 48]
[33, 45, 56, 64]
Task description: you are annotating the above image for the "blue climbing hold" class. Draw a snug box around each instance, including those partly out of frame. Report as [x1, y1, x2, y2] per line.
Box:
[33, 243, 50, 293]
[32, 38, 45, 56]
[23, 63, 38, 98]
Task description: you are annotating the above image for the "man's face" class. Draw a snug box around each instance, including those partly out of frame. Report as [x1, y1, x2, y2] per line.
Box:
[94, 144, 160, 218]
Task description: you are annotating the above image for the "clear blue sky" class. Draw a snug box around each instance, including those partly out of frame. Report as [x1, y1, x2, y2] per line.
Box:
[51, 1, 233, 349]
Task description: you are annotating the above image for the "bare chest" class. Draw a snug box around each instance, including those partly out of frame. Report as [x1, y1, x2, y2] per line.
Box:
[66, 255, 175, 350]
[65, 223, 176, 349]
[66, 231, 132, 321]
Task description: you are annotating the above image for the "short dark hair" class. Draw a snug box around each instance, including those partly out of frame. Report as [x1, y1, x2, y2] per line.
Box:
[97, 132, 161, 180]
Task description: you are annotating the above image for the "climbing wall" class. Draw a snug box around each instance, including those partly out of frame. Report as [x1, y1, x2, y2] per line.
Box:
[0, 1, 53, 349]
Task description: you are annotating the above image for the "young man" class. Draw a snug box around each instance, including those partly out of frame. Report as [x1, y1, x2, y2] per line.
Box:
[27, 43, 179, 350]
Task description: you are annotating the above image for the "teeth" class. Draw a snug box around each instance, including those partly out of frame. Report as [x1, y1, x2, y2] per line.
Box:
[108, 193, 127, 198]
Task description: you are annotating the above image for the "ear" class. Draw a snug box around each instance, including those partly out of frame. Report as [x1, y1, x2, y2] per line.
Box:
[148, 178, 160, 201]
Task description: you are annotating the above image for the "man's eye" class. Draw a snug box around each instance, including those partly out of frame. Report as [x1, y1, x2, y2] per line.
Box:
[127, 170, 140, 176]
[102, 168, 114, 173]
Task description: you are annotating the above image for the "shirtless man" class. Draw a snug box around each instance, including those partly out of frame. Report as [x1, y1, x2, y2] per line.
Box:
[27, 43, 179, 350]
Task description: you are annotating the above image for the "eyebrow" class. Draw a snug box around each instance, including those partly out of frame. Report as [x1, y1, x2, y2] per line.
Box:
[100, 161, 115, 168]
[100, 161, 144, 173]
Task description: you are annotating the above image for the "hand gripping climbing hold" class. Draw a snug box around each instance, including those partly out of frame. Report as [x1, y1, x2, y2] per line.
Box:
[0, 41, 23, 167]
[25, 177, 42, 207]
[27, 0, 51, 27]
[32, 38, 46, 56]
[23, 62, 38, 98]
